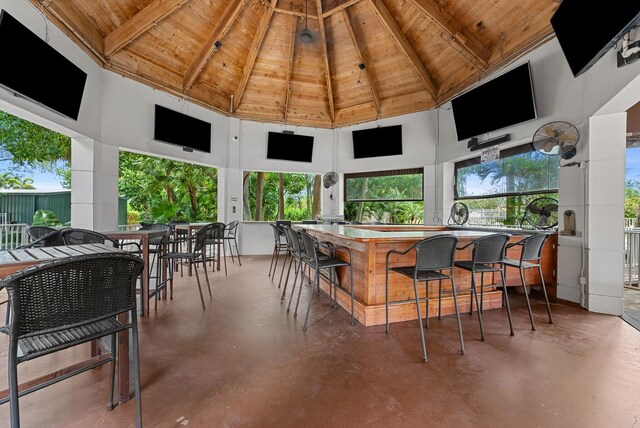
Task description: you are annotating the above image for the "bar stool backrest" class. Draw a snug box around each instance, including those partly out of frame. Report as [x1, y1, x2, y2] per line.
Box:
[299, 231, 319, 262]
[519, 233, 549, 261]
[139, 223, 171, 245]
[270, 223, 283, 244]
[194, 224, 215, 253]
[283, 226, 302, 257]
[471, 233, 510, 264]
[415, 235, 459, 271]
[60, 228, 115, 246]
[226, 220, 239, 238]
[26, 226, 56, 241]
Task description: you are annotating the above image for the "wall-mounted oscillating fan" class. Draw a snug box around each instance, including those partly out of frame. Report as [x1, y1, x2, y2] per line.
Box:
[532, 121, 580, 160]
[448, 202, 469, 226]
[323, 171, 339, 200]
[521, 197, 558, 229]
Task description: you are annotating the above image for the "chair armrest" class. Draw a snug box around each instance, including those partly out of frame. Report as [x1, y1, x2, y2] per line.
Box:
[456, 241, 475, 250]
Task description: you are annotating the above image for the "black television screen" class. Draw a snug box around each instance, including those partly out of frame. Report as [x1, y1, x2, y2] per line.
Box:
[451, 62, 537, 141]
[352, 125, 402, 159]
[551, 1, 640, 77]
[0, 10, 87, 120]
[154, 105, 212, 153]
[267, 132, 314, 162]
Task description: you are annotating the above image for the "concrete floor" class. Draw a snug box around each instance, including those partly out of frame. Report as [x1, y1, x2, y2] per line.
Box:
[1, 255, 640, 428]
[624, 286, 640, 329]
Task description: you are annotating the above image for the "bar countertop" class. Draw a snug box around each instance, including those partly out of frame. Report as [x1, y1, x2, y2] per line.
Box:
[295, 224, 496, 242]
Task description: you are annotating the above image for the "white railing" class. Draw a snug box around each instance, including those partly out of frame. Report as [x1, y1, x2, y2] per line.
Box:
[118, 224, 141, 231]
[0, 213, 9, 224]
[625, 228, 640, 288]
[625, 218, 637, 228]
[0, 223, 28, 250]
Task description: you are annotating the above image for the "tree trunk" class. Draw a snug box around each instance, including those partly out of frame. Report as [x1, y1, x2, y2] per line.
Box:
[278, 173, 285, 220]
[165, 185, 177, 204]
[357, 178, 368, 222]
[312, 174, 322, 219]
[243, 172, 252, 221]
[306, 176, 312, 219]
[255, 172, 264, 221]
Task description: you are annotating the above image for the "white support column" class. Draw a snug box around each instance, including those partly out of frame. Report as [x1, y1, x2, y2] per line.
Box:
[70, 138, 120, 231]
[586, 112, 626, 315]
[424, 162, 452, 226]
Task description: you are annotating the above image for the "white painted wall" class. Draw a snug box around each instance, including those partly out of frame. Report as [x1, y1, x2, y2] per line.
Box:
[3, 1, 640, 309]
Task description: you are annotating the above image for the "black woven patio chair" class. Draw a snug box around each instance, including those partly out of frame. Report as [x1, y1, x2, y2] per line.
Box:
[26, 226, 56, 242]
[60, 228, 141, 253]
[223, 220, 241, 266]
[268, 223, 288, 279]
[455, 233, 513, 340]
[18, 229, 66, 248]
[0, 252, 144, 428]
[385, 235, 464, 363]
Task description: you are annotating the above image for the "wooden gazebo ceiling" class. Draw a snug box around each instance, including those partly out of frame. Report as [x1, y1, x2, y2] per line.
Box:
[33, 0, 559, 128]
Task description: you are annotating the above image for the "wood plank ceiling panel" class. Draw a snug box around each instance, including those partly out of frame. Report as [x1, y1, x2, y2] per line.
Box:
[325, 12, 376, 112]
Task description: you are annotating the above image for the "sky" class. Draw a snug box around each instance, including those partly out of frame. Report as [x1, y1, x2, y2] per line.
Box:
[627, 147, 640, 183]
[0, 159, 66, 191]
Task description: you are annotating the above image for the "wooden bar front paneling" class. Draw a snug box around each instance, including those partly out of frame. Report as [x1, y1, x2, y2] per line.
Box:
[301, 225, 557, 327]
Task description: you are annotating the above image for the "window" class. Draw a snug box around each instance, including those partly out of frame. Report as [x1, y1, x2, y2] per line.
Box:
[454, 145, 558, 226]
[344, 168, 424, 224]
[243, 171, 321, 221]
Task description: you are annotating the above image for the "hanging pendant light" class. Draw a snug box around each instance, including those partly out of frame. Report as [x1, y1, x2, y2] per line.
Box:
[300, 0, 313, 43]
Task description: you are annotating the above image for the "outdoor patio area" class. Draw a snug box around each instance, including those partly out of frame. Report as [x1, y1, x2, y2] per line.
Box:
[0, 256, 639, 428]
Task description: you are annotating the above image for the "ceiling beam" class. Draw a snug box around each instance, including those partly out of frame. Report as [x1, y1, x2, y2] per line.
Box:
[274, 7, 318, 20]
[104, 0, 190, 58]
[323, 0, 364, 19]
[343, 9, 381, 115]
[33, 0, 105, 62]
[407, 0, 488, 70]
[283, 16, 299, 121]
[183, 0, 246, 92]
[234, 0, 278, 112]
[316, 0, 335, 123]
[367, 0, 438, 101]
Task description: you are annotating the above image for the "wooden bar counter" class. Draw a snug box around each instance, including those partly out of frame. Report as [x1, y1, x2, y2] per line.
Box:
[299, 224, 557, 327]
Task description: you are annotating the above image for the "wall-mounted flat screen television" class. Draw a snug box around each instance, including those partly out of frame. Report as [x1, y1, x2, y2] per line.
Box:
[0, 10, 87, 120]
[551, 1, 640, 77]
[451, 62, 537, 141]
[352, 125, 402, 159]
[267, 132, 314, 162]
[154, 105, 212, 153]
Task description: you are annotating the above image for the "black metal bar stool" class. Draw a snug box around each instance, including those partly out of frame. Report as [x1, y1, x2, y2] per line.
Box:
[385, 235, 464, 363]
[454, 233, 513, 340]
[503, 233, 554, 330]
[268, 223, 288, 279]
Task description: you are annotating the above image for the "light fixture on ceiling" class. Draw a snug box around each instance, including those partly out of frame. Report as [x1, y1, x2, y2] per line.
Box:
[300, 0, 313, 43]
[214, 40, 227, 68]
[357, 63, 365, 85]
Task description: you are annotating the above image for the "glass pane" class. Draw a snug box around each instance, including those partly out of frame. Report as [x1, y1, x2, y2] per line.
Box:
[456, 150, 559, 198]
[243, 171, 321, 221]
[344, 201, 424, 224]
[457, 193, 558, 228]
[346, 173, 423, 202]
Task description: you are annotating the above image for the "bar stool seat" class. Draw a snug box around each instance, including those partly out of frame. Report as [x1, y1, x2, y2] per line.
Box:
[502, 258, 539, 269]
[389, 266, 451, 281]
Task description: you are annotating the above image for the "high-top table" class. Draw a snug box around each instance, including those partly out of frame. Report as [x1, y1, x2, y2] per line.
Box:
[0, 243, 135, 405]
[105, 229, 168, 317]
[173, 222, 220, 275]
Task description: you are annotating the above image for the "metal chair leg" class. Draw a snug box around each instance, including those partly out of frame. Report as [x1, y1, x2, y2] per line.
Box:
[413, 278, 428, 363]
[268, 245, 276, 277]
[519, 267, 536, 331]
[294, 263, 308, 317]
[107, 333, 117, 410]
[450, 270, 465, 354]
[303, 272, 318, 331]
[235, 238, 242, 266]
[472, 275, 485, 340]
[438, 278, 442, 320]
[221, 241, 227, 276]
[131, 310, 143, 428]
[425, 281, 430, 329]
[349, 263, 355, 326]
[8, 342, 20, 428]
[538, 265, 554, 324]
[287, 259, 302, 313]
[281, 256, 294, 301]
[278, 250, 289, 288]
[501, 269, 514, 336]
[480, 272, 484, 314]
[193, 261, 206, 310]
[385, 266, 390, 334]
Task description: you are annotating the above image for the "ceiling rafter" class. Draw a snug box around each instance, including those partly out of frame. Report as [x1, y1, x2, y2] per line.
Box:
[323, 0, 364, 19]
[274, 7, 318, 20]
[367, 0, 438, 101]
[315, 0, 335, 123]
[342, 9, 381, 115]
[408, 0, 488, 70]
[234, 0, 279, 113]
[104, 0, 190, 58]
[33, 0, 105, 62]
[183, 0, 246, 92]
[283, 16, 299, 121]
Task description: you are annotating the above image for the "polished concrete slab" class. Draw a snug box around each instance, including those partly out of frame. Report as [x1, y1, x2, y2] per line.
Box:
[1, 256, 639, 427]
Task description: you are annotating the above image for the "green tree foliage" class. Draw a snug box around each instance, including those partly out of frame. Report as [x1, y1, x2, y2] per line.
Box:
[0, 111, 71, 188]
[344, 172, 424, 224]
[32, 209, 63, 226]
[625, 179, 640, 220]
[245, 171, 320, 221]
[0, 172, 35, 189]
[119, 151, 217, 223]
